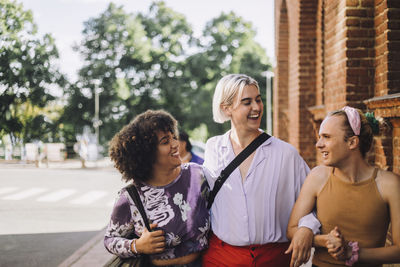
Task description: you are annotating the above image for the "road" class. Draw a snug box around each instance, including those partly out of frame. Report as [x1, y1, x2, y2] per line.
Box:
[0, 165, 127, 267]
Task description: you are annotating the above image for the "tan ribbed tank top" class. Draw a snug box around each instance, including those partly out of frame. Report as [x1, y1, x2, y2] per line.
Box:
[313, 168, 389, 267]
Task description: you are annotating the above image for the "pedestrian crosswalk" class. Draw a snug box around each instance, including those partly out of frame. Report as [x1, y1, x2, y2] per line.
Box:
[36, 189, 76, 202]
[2, 187, 48, 200]
[0, 186, 116, 207]
[0, 187, 19, 195]
[70, 190, 109, 205]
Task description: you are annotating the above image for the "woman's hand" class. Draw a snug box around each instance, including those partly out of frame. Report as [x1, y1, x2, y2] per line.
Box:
[285, 227, 313, 267]
[326, 226, 350, 260]
[135, 223, 166, 255]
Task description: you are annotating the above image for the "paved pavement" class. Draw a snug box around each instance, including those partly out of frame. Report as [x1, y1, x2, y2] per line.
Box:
[0, 158, 115, 267]
[58, 227, 113, 267]
[1, 158, 313, 267]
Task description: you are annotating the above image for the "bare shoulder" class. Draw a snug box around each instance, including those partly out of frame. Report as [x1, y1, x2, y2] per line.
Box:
[303, 165, 332, 193]
[376, 169, 400, 200]
[377, 169, 400, 187]
[307, 165, 331, 183]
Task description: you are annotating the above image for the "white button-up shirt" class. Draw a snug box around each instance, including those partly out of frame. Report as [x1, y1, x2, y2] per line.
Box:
[204, 130, 312, 246]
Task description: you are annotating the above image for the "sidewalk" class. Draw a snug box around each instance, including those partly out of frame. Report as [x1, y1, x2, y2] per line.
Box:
[0, 158, 116, 266]
[58, 228, 113, 267]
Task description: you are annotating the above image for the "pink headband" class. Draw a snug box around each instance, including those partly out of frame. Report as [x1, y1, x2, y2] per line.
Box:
[342, 106, 361, 136]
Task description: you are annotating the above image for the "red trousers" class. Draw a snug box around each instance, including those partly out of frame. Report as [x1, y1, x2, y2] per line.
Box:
[202, 233, 291, 267]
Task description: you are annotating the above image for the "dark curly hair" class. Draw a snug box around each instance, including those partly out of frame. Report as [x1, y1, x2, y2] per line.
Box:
[109, 109, 178, 182]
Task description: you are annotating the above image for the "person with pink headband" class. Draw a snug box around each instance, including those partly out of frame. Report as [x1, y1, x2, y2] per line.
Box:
[341, 106, 361, 136]
[286, 106, 400, 267]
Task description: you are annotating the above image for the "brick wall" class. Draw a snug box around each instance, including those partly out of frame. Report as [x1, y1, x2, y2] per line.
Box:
[275, 0, 317, 165]
[274, 0, 289, 141]
[276, 0, 400, 169]
[375, 0, 400, 96]
[275, 0, 400, 261]
[324, 0, 348, 111]
[298, 0, 318, 164]
[393, 119, 400, 175]
[345, 0, 375, 105]
[315, 0, 325, 106]
[287, 0, 300, 147]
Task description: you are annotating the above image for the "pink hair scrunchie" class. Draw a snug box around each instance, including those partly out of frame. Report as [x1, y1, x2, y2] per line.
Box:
[342, 106, 361, 136]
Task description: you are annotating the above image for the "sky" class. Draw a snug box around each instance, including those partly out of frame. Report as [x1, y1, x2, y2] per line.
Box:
[18, 0, 275, 82]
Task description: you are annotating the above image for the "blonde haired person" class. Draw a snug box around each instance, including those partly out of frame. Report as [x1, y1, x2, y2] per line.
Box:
[287, 106, 400, 267]
[202, 74, 320, 266]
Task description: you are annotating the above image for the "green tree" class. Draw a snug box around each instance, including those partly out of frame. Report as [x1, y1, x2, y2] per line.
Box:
[64, 2, 197, 144]
[62, 3, 151, 144]
[63, 1, 271, 144]
[0, 0, 66, 144]
[137, 1, 199, 126]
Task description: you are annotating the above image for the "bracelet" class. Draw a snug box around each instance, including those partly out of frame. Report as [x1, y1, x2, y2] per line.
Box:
[131, 238, 138, 254]
[345, 241, 359, 266]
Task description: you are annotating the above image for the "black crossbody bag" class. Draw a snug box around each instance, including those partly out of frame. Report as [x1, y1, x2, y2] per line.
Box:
[104, 185, 151, 267]
[207, 132, 271, 209]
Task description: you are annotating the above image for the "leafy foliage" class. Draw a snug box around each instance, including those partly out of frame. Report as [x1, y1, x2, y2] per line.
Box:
[0, 0, 66, 144]
[63, 1, 271, 144]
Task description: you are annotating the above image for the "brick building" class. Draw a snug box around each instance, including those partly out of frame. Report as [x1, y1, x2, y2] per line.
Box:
[274, 0, 400, 171]
[274, 0, 400, 262]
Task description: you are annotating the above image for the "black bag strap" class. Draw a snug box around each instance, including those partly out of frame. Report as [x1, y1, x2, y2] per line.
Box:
[207, 132, 271, 209]
[126, 185, 151, 232]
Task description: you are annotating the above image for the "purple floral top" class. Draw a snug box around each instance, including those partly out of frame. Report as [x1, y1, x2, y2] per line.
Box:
[104, 163, 210, 260]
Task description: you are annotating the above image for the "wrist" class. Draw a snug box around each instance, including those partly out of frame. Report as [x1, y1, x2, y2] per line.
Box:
[345, 241, 359, 266]
[314, 234, 328, 247]
[130, 238, 139, 254]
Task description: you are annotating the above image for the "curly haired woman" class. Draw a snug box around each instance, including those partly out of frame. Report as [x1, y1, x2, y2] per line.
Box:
[104, 110, 210, 267]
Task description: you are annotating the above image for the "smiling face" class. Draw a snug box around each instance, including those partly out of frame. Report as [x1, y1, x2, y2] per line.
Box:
[225, 84, 263, 133]
[316, 115, 356, 167]
[154, 131, 181, 170]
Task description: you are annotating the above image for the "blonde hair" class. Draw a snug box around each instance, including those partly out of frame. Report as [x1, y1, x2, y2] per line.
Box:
[329, 108, 373, 158]
[212, 74, 259, 123]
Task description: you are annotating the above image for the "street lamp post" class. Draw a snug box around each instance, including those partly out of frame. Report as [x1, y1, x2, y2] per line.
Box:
[265, 71, 274, 135]
[94, 86, 99, 146]
[92, 79, 102, 160]
[261, 71, 274, 135]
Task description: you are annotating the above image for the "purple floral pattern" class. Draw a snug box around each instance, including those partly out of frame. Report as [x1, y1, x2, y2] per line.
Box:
[104, 163, 210, 261]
